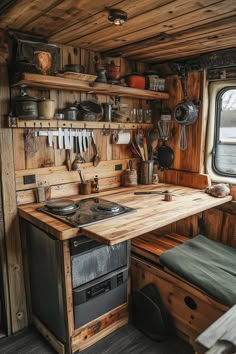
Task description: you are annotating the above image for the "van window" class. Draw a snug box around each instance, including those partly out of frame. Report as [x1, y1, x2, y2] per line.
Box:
[213, 88, 236, 176]
[206, 81, 236, 183]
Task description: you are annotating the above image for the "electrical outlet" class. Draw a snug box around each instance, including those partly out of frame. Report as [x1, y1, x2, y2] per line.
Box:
[23, 175, 36, 184]
[115, 164, 122, 171]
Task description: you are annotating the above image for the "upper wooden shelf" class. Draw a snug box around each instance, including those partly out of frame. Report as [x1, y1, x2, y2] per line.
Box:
[12, 73, 169, 100]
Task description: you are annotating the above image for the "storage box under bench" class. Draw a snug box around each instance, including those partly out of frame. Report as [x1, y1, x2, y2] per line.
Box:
[131, 232, 229, 343]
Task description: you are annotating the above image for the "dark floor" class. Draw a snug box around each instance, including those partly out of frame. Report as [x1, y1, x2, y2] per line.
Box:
[0, 324, 194, 354]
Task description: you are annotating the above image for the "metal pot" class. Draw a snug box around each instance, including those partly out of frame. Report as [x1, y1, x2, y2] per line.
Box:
[77, 101, 102, 121]
[63, 106, 78, 121]
[13, 86, 38, 119]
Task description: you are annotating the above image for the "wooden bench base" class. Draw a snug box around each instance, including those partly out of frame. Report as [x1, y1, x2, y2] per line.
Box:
[131, 233, 229, 343]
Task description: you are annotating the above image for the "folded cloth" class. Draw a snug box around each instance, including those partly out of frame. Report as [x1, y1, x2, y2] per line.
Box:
[159, 234, 236, 307]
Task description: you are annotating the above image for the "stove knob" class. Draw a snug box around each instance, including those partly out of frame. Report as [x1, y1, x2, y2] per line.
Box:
[73, 240, 80, 247]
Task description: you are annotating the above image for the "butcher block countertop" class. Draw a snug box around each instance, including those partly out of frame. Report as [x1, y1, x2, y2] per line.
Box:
[18, 184, 232, 245]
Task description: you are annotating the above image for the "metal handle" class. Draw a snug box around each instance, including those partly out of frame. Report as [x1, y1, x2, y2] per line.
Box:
[178, 125, 187, 150]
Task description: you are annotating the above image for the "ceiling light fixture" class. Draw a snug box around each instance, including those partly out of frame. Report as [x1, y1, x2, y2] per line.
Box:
[108, 9, 128, 26]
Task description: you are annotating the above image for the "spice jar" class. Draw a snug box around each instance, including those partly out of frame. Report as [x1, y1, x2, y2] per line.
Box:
[91, 175, 99, 193]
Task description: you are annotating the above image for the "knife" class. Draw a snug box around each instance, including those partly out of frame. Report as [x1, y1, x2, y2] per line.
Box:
[78, 131, 83, 155]
[48, 130, 53, 148]
[82, 129, 86, 152]
[134, 190, 171, 195]
[69, 128, 73, 151]
[64, 129, 69, 149]
[58, 128, 63, 149]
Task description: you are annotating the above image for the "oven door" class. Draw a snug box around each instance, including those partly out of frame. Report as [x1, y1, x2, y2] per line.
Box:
[70, 236, 128, 288]
[73, 267, 128, 329]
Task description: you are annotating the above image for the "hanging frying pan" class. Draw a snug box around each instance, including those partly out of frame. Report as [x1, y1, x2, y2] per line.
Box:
[156, 115, 174, 170]
[174, 67, 198, 150]
[157, 141, 174, 170]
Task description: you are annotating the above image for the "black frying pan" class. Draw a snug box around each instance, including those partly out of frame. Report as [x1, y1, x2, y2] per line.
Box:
[157, 141, 174, 170]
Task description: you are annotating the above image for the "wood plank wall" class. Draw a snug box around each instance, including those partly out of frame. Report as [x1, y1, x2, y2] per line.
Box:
[12, 46, 153, 205]
[152, 64, 204, 173]
[0, 30, 27, 334]
[0, 28, 235, 335]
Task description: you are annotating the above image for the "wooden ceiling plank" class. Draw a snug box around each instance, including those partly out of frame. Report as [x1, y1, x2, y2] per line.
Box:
[86, 1, 236, 52]
[22, 0, 123, 36]
[103, 15, 236, 57]
[0, 0, 64, 30]
[95, 6, 236, 53]
[142, 33, 236, 59]
[68, 0, 225, 49]
[139, 36, 236, 62]
[125, 22, 236, 60]
[48, 0, 175, 44]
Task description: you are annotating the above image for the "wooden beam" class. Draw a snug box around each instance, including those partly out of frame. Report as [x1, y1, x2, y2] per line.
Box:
[0, 129, 28, 332]
[0, 177, 11, 334]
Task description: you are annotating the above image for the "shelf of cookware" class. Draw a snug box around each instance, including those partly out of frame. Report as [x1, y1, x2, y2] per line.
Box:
[11, 73, 169, 100]
[9, 118, 154, 130]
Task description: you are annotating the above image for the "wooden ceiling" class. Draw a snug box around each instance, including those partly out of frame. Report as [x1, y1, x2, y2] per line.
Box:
[0, 0, 236, 63]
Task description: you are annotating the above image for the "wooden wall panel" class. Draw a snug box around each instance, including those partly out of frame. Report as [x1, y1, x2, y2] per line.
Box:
[162, 170, 210, 189]
[153, 69, 203, 173]
[203, 205, 236, 248]
[0, 129, 27, 332]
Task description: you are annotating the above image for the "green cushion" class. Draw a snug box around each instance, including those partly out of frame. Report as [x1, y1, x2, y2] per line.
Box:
[159, 235, 236, 307]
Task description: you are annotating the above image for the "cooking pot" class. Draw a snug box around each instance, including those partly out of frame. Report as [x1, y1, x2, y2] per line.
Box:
[13, 86, 38, 119]
[77, 101, 102, 121]
[62, 64, 85, 73]
[63, 106, 78, 121]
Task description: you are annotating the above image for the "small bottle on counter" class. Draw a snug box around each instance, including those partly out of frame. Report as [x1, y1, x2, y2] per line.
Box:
[91, 175, 99, 193]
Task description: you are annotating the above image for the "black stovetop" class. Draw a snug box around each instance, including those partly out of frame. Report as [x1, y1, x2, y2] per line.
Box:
[38, 197, 136, 228]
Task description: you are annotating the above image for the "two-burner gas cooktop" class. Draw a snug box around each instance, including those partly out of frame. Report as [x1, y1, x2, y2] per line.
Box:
[38, 197, 136, 228]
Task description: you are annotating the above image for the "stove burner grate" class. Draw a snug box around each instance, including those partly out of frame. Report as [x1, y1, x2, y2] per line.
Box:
[38, 197, 136, 227]
[91, 203, 124, 214]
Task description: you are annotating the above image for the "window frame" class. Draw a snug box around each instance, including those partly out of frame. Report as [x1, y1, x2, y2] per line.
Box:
[205, 80, 236, 184]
